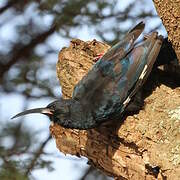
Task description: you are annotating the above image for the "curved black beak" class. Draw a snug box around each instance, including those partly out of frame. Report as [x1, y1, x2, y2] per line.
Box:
[11, 108, 54, 119]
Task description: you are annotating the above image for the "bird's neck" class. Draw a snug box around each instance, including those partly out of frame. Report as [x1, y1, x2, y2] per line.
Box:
[54, 99, 96, 129]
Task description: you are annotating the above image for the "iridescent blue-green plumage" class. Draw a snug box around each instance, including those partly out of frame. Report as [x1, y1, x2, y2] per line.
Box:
[12, 22, 163, 129]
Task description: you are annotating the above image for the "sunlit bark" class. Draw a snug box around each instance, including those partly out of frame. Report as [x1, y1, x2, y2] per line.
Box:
[50, 39, 180, 179]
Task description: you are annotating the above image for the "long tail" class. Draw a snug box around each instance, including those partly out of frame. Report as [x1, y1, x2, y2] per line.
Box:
[11, 108, 52, 119]
[128, 21, 145, 40]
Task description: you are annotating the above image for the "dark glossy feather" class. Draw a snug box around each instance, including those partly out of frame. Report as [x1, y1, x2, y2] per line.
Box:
[12, 22, 163, 129]
[72, 22, 145, 100]
[71, 32, 162, 125]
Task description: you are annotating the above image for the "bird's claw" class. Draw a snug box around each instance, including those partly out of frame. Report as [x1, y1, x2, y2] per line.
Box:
[93, 53, 104, 62]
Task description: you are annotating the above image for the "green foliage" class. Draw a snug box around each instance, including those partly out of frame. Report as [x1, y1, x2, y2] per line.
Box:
[0, 161, 29, 180]
[0, 121, 53, 179]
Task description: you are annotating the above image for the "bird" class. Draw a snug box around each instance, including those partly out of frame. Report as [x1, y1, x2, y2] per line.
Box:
[12, 22, 163, 129]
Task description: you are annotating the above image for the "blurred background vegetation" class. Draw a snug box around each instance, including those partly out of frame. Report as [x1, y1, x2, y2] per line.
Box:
[0, 0, 165, 179]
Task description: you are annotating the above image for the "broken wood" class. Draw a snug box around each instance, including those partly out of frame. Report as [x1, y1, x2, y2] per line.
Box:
[50, 38, 180, 179]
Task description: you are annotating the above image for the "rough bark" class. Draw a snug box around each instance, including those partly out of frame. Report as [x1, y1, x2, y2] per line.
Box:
[50, 39, 180, 179]
[153, 0, 180, 63]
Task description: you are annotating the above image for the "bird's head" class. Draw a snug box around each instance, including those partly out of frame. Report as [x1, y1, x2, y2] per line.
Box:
[11, 99, 71, 124]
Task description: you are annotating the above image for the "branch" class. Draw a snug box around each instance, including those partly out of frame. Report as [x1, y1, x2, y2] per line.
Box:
[24, 135, 51, 176]
[0, 25, 56, 82]
[0, 0, 17, 15]
[49, 39, 180, 179]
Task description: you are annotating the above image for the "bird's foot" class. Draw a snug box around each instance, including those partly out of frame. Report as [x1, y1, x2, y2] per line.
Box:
[93, 53, 104, 62]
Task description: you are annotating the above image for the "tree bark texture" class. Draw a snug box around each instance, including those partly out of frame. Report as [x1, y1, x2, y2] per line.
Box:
[153, 0, 180, 63]
[50, 39, 180, 179]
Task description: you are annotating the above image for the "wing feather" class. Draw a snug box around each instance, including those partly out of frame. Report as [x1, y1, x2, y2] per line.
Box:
[72, 22, 145, 101]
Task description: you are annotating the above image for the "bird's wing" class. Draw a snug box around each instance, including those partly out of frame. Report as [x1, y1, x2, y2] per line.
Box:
[100, 21, 145, 62]
[78, 32, 163, 123]
[121, 33, 163, 110]
[72, 22, 145, 100]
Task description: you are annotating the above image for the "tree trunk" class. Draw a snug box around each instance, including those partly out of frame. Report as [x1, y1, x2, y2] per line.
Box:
[153, 0, 180, 63]
[50, 38, 180, 179]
